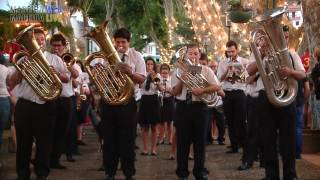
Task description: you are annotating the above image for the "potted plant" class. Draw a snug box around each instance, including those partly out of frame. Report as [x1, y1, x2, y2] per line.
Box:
[228, 0, 252, 23]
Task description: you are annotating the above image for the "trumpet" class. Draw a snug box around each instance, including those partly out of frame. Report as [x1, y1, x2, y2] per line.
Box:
[150, 72, 160, 84]
[76, 83, 87, 111]
[226, 60, 246, 84]
[61, 52, 75, 68]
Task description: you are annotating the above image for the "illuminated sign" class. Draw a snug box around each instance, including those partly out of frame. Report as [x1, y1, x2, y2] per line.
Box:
[9, 5, 66, 23]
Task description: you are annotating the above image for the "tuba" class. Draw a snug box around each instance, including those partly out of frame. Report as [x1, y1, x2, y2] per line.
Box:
[83, 21, 134, 105]
[175, 47, 220, 107]
[250, 7, 297, 107]
[12, 25, 62, 101]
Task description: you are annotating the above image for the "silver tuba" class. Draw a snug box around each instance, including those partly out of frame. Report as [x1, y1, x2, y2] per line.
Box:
[250, 7, 297, 107]
[175, 47, 220, 107]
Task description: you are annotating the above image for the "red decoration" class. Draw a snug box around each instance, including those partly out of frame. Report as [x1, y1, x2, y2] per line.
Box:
[300, 50, 310, 72]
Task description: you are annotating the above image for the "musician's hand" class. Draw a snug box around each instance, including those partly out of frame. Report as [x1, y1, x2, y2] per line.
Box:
[279, 65, 292, 77]
[49, 66, 59, 76]
[117, 63, 133, 76]
[192, 87, 205, 96]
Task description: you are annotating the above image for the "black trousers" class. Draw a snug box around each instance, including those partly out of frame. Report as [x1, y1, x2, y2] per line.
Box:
[207, 107, 225, 143]
[101, 98, 137, 177]
[66, 96, 78, 156]
[51, 97, 72, 164]
[222, 90, 247, 150]
[257, 91, 297, 180]
[175, 100, 209, 178]
[15, 98, 56, 178]
[242, 96, 263, 165]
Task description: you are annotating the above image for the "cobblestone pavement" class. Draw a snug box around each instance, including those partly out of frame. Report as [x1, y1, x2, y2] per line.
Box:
[1, 127, 320, 180]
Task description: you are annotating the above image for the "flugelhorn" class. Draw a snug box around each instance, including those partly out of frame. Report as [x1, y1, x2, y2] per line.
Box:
[175, 47, 220, 107]
[83, 20, 134, 105]
[250, 7, 297, 107]
[61, 52, 75, 68]
[12, 25, 62, 101]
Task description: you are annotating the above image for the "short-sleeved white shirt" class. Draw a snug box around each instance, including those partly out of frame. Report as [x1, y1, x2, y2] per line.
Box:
[172, 65, 219, 101]
[217, 56, 249, 91]
[14, 51, 68, 104]
[141, 73, 161, 95]
[118, 48, 147, 100]
[253, 50, 305, 91]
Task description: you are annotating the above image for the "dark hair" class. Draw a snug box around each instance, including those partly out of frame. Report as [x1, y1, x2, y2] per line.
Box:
[113, 28, 131, 42]
[50, 33, 67, 46]
[200, 53, 208, 62]
[160, 63, 170, 71]
[0, 54, 6, 65]
[145, 57, 157, 91]
[186, 43, 200, 51]
[226, 40, 238, 49]
[34, 28, 45, 35]
[283, 25, 289, 32]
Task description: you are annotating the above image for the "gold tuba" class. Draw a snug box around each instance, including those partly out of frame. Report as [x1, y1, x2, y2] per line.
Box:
[175, 47, 220, 107]
[250, 7, 297, 107]
[12, 25, 62, 101]
[83, 21, 134, 105]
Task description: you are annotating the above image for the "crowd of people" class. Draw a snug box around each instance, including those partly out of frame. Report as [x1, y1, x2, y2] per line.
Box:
[0, 23, 320, 180]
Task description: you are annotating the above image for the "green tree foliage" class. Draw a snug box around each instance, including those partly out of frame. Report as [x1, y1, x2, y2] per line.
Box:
[86, 0, 168, 51]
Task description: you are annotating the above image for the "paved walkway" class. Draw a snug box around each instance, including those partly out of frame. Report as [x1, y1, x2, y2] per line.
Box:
[1, 127, 320, 180]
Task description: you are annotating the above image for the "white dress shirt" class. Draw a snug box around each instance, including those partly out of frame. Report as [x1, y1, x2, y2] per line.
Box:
[217, 56, 249, 91]
[14, 51, 68, 104]
[60, 63, 82, 97]
[119, 48, 147, 100]
[160, 76, 173, 98]
[172, 65, 219, 101]
[141, 73, 161, 96]
[252, 50, 305, 92]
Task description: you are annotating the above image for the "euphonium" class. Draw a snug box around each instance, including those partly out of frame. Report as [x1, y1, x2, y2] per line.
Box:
[250, 7, 297, 107]
[12, 25, 62, 101]
[175, 47, 220, 107]
[83, 20, 134, 105]
[61, 52, 75, 68]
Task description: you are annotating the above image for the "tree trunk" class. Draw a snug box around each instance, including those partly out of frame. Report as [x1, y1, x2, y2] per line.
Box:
[302, 0, 320, 59]
[302, 0, 320, 129]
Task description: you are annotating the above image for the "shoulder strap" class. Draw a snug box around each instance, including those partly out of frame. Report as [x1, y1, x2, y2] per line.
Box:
[288, 52, 295, 70]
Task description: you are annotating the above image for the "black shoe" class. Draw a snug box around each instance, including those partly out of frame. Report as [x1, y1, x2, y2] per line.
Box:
[66, 156, 76, 162]
[226, 149, 238, 154]
[104, 175, 115, 180]
[195, 174, 209, 180]
[218, 141, 225, 145]
[125, 176, 135, 180]
[16, 177, 30, 180]
[98, 164, 105, 171]
[237, 162, 252, 171]
[296, 154, 302, 159]
[178, 177, 188, 180]
[36, 177, 47, 180]
[73, 150, 82, 156]
[77, 140, 86, 146]
[50, 162, 66, 169]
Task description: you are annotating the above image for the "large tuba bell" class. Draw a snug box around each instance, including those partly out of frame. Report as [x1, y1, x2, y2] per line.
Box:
[83, 21, 134, 105]
[175, 47, 220, 107]
[250, 7, 297, 107]
[12, 25, 62, 101]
